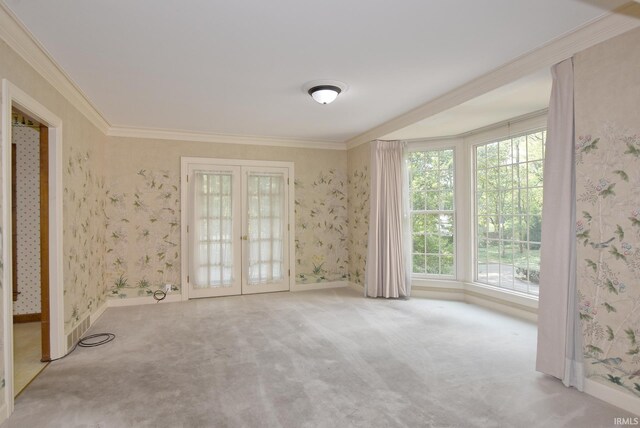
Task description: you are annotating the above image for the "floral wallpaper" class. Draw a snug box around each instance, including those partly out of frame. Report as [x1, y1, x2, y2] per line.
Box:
[295, 168, 348, 283]
[63, 149, 108, 332]
[105, 169, 180, 298]
[577, 127, 640, 396]
[575, 27, 640, 399]
[347, 143, 370, 287]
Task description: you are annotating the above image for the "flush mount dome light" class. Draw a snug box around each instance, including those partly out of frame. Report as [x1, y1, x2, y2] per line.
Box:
[303, 80, 348, 105]
[309, 85, 341, 104]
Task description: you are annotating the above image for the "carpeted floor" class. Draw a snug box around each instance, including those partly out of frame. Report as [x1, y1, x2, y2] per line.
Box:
[1, 287, 632, 427]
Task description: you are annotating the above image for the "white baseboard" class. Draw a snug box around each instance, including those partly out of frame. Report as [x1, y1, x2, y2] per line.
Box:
[291, 281, 348, 292]
[464, 293, 537, 322]
[90, 300, 108, 325]
[412, 279, 464, 301]
[107, 293, 183, 307]
[409, 279, 538, 322]
[585, 378, 640, 416]
[411, 285, 465, 301]
[0, 402, 7, 426]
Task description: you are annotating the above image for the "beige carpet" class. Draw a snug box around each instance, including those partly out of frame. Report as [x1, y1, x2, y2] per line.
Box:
[2, 288, 634, 427]
[12, 322, 47, 397]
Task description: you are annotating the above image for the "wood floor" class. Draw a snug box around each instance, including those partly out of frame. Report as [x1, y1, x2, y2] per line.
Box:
[13, 322, 47, 396]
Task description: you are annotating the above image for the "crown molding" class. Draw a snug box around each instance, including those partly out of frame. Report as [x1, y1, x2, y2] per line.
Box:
[107, 126, 347, 150]
[0, 3, 110, 134]
[346, 2, 640, 149]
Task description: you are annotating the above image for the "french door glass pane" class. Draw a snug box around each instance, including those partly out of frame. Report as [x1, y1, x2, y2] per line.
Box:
[247, 173, 284, 285]
[192, 171, 234, 288]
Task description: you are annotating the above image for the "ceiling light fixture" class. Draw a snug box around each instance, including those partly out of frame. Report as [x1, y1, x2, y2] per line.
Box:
[303, 80, 348, 105]
[308, 85, 341, 105]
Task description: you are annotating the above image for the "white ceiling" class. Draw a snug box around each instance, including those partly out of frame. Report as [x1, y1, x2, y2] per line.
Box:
[2, 0, 629, 143]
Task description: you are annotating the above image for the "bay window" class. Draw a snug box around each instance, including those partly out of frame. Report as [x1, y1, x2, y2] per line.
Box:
[407, 116, 546, 299]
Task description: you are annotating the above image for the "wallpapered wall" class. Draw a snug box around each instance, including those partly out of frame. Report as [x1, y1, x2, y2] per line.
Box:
[295, 167, 348, 283]
[63, 147, 107, 330]
[105, 168, 180, 298]
[104, 138, 348, 297]
[347, 143, 370, 287]
[575, 28, 640, 399]
[12, 125, 41, 315]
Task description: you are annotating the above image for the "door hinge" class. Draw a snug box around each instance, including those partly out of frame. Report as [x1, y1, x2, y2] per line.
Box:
[288, 269, 290, 277]
[187, 275, 190, 283]
[186, 174, 189, 183]
[287, 178, 290, 185]
[187, 225, 189, 233]
[287, 224, 290, 231]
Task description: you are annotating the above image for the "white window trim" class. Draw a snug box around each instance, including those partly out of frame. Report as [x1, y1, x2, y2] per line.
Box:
[408, 138, 465, 281]
[407, 112, 547, 307]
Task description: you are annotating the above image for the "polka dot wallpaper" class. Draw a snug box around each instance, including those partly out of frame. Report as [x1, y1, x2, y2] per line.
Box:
[12, 125, 41, 315]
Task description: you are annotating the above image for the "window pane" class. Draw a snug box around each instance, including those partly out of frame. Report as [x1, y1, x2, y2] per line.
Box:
[413, 254, 426, 274]
[412, 189, 426, 211]
[486, 142, 499, 167]
[413, 234, 426, 253]
[440, 235, 454, 255]
[528, 161, 544, 187]
[441, 190, 454, 210]
[499, 139, 512, 165]
[426, 255, 440, 274]
[425, 191, 439, 210]
[474, 129, 545, 296]
[425, 233, 438, 254]
[412, 214, 426, 234]
[476, 145, 487, 170]
[528, 132, 544, 161]
[442, 256, 454, 275]
[409, 148, 456, 277]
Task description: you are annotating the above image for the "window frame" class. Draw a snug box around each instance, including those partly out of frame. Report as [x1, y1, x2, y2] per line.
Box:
[408, 139, 465, 281]
[407, 113, 547, 301]
[471, 127, 546, 297]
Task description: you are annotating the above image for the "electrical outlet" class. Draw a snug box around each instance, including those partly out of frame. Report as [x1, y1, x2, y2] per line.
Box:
[165, 284, 172, 293]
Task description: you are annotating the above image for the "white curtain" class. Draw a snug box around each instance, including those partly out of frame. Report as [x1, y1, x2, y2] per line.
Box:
[536, 58, 583, 390]
[365, 140, 411, 298]
[246, 172, 285, 285]
[192, 171, 234, 288]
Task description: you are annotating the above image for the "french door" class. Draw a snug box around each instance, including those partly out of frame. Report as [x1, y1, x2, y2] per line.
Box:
[182, 158, 293, 298]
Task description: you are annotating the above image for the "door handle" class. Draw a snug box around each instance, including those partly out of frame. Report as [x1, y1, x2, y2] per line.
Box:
[241, 235, 248, 240]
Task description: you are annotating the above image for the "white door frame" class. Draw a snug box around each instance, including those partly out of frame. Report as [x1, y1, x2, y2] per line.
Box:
[1, 79, 65, 415]
[180, 157, 295, 300]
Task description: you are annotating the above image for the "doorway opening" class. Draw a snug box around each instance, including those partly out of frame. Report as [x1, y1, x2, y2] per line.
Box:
[2, 79, 65, 415]
[10, 108, 50, 396]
